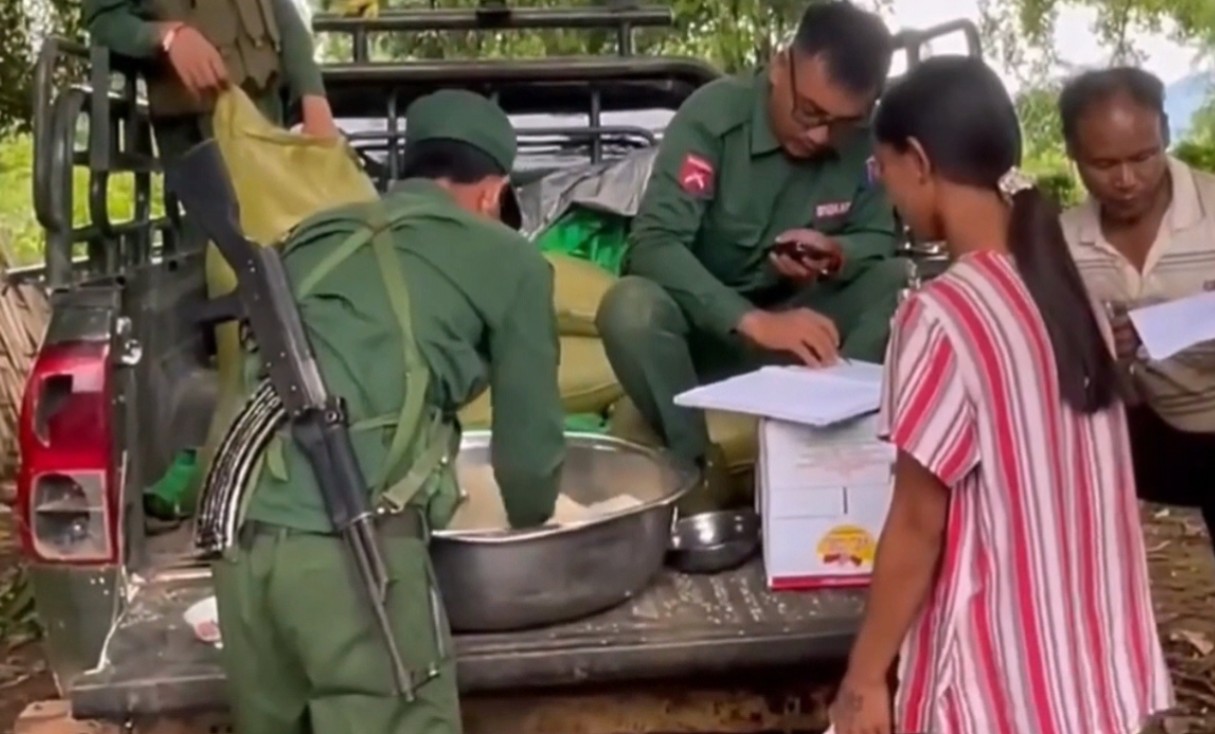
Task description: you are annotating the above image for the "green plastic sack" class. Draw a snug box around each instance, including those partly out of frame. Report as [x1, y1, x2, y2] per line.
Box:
[536, 207, 629, 275]
[564, 413, 609, 434]
[145, 449, 200, 520]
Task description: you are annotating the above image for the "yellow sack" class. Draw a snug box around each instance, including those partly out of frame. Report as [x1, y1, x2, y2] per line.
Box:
[459, 336, 622, 428]
[546, 253, 616, 338]
[607, 396, 758, 474]
[210, 87, 379, 247]
[202, 89, 380, 468]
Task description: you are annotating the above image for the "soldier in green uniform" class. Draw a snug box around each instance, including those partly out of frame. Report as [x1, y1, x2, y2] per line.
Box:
[597, 1, 905, 499]
[84, 0, 338, 159]
[196, 90, 565, 734]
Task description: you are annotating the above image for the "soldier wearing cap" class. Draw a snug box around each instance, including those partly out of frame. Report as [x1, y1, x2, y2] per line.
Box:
[200, 89, 564, 734]
[596, 1, 905, 508]
[84, 0, 338, 158]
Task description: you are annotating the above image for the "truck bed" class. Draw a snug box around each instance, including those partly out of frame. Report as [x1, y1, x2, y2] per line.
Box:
[68, 557, 864, 718]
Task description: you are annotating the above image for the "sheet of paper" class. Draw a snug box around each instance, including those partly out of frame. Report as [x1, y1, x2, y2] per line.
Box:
[674, 361, 882, 427]
[1129, 291, 1215, 360]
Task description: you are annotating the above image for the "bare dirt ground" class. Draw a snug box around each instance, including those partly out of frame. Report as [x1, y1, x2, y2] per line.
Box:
[0, 511, 54, 734]
[1142, 505, 1215, 734]
[3, 505, 1215, 734]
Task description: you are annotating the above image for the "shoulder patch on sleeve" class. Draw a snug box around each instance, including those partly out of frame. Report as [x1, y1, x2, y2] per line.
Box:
[678, 153, 715, 198]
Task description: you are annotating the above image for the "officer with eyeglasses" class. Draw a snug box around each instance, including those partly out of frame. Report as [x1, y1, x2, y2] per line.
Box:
[596, 0, 905, 511]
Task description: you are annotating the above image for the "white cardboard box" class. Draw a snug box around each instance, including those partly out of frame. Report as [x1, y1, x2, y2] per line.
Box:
[758, 412, 894, 591]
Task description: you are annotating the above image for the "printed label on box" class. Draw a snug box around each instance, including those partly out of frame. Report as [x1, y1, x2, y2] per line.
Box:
[816, 523, 877, 570]
[767, 443, 894, 491]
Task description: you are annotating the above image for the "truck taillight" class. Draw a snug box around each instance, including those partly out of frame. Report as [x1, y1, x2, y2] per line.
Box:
[17, 340, 120, 565]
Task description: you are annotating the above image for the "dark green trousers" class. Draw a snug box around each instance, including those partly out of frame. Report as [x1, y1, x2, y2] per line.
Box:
[213, 528, 461, 734]
[596, 257, 907, 467]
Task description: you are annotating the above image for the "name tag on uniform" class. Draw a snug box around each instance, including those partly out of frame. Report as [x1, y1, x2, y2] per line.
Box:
[815, 201, 852, 218]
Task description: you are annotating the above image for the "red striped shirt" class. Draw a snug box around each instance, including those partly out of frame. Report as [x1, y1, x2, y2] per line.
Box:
[879, 251, 1173, 734]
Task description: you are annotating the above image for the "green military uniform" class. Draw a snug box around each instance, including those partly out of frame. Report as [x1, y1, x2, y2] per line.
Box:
[83, 0, 325, 158]
[199, 91, 565, 734]
[597, 69, 906, 476]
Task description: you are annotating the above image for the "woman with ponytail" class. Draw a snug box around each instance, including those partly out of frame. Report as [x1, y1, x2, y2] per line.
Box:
[828, 56, 1172, 734]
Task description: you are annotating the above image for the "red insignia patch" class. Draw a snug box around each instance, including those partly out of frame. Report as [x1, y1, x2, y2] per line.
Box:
[677, 153, 715, 197]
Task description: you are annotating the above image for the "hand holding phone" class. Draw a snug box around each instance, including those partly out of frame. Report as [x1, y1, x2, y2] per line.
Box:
[770, 229, 843, 282]
[773, 239, 837, 265]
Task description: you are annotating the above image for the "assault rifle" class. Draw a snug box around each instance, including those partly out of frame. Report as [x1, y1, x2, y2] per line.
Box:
[163, 140, 415, 699]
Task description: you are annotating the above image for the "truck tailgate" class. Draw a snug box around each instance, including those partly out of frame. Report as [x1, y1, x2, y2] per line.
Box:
[69, 560, 864, 718]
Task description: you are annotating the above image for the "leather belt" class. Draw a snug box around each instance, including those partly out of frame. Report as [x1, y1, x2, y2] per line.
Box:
[240, 509, 428, 549]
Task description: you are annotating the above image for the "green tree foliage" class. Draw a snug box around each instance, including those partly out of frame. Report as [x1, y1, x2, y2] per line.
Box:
[1034, 169, 1080, 205]
[1012, 81, 1084, 206]
[0, 134, 142, 267]
[1191, 97, 1215, 140]
[985, 0, 1214, 68]
[656, 0, 894, 73]
[0, 0, 81, 135]
[316, 0, 890, 73]
[0, 136, 46, 265]
[1175, 97, 1215, 171]
[1174, 138, 1215, 170]
[994, 1, 1215, 198]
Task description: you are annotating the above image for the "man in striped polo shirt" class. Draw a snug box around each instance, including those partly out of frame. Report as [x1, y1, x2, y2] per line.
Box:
[1059, 67, 1215, 552]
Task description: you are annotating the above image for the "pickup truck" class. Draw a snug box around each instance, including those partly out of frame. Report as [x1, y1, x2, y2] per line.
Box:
[12, 5, 975, 732]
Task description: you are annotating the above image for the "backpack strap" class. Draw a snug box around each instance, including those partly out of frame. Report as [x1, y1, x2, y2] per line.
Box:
[365, 202, 455, 511]
[294, 223, 375, 298]
[378, 413, 458, 514]
[255, 199, 455, 511]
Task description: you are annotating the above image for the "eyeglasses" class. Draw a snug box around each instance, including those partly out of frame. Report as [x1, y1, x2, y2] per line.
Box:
[786, 51, 870, 137]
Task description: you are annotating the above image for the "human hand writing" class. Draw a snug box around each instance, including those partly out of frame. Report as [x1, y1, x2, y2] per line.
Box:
[737, 308, 839, 367]
[770, 228, 843, 283]
[301, 95, 341, 140]
[829, 675, 892, 734]
[160, 24, 229, 97]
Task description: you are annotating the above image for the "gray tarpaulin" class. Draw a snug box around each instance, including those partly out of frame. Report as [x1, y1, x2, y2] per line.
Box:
[516, 147, 658, 239]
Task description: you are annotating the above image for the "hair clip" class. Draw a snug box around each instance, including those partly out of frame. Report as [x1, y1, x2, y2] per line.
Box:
[997, 167, 1034, 200]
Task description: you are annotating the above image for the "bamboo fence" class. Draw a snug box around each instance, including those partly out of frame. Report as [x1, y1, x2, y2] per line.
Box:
[0, 231, 49, 499]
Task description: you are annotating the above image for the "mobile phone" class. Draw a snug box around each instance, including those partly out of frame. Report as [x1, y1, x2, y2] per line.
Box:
[774, 239, 829, 259]
[773, 239, 841, 272]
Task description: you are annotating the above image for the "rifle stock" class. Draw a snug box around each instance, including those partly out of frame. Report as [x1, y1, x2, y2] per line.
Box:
[164, 140, 415, 698]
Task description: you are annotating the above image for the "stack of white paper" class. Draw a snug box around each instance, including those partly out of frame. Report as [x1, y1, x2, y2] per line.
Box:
[674, 361, 883, 427]
[1129, 291, 1215, 361]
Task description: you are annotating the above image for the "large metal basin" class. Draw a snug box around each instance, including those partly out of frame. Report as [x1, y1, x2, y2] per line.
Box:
[431, 432, 696, 632]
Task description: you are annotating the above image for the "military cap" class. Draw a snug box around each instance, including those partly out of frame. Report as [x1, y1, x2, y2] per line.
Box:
[405, 90, 522, 229]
